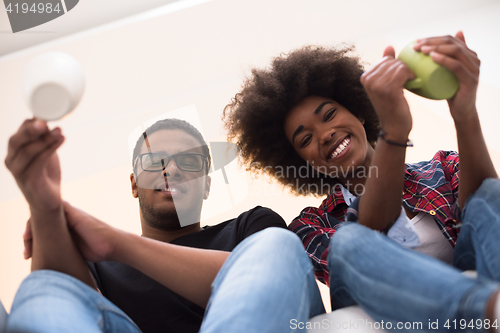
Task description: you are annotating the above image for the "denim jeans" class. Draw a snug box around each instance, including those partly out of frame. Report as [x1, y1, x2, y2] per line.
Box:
[6, 270, 141, 333]
[4, 228, 324, 333]
[200, 227, 325, 333]
[328, 178, 500, 332]
[453, 178, 500, 281]
[0, 299, 7, 333]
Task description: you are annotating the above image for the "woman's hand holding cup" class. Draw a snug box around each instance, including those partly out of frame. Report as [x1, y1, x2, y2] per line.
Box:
[413, 31, 480, 122]
[360, 46, 414, 143]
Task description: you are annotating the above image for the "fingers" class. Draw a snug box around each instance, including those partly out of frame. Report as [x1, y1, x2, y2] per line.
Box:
[23, 219, 33, 259]
[365, 44, 397, 74]
[366, 54, 394, 73]
[5, 120, 64, 181]
[420, 43, 479, 74]
[63, 201, 76, 227]
[413, 32, 478, 69]
[361, 57, 415, 91]
[414, 34, 465, 48]
[383, 46, 396, 58]
[23, 237, 33, 260]
[413, 33, 469, 65]
[412, 32, 479, 91]
[7, 129, 64, 178]
[362, 45, 411, 83]
[455, 31, 466, 44]
[7, 119, 48, 159]
[429, 51, 477, 86]
[23, 219, 32, 240]
[387, 61, 416, 85]
[63, 201, 77, 228]
[63, 201, 86, 230]
[62, 200, 72, 211]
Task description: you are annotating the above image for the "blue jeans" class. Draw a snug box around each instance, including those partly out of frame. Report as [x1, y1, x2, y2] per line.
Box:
[200, 227, 325, 333]
[6, 270, 141, 333]
[328, 178, 500, 332]
[0, 299, 7, 333]
[4, 228, 323, 333]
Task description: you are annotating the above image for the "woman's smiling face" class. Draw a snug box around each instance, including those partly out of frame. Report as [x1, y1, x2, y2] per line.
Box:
[284, 95, 374, 182]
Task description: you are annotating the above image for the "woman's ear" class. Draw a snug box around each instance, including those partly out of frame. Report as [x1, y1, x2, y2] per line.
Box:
[358, 117, 365, 125]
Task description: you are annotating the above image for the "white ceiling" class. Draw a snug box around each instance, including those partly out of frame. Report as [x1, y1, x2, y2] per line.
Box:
[0, 0, 183, 56]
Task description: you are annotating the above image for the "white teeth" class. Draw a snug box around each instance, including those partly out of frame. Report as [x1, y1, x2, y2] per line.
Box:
[159, 187, 178, 193]
[330, 137, 350, 159]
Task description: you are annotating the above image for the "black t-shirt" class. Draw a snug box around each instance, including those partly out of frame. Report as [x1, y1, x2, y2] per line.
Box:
[88, 206, 286, 333]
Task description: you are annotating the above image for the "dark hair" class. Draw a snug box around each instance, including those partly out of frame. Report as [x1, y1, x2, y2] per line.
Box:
[223, 45, 378, 196]
[132, 118, 211, 175]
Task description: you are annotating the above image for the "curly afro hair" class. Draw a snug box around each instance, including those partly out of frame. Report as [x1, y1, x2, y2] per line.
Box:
[223, 45, 379, 196]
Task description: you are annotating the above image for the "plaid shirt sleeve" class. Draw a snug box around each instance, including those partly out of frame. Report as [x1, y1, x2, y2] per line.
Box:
[439, 151, 460, 222]
[288, 199, 344, 285]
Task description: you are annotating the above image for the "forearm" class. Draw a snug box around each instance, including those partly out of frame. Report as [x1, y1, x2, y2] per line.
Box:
[357, 44, 414, 229]
[30, 206, 96, 289]
[454, 111, 497, 208]
[358, 138, 408, 230]
[112, 231, 229, 308]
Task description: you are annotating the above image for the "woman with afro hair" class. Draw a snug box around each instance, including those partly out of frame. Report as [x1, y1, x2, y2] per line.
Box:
[222, 32, 500, 332]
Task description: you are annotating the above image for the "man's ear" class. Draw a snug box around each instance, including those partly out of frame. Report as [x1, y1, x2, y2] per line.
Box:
[358, 116, 365, 125]
[203, 175, 211, 200]
[130, 173, 138, 198]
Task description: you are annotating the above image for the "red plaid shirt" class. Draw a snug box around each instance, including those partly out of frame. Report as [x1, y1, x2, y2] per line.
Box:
[288, 150, 461, 285]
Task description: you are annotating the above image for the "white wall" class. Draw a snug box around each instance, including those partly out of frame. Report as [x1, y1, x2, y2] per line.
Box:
[1, 0, 500, 312]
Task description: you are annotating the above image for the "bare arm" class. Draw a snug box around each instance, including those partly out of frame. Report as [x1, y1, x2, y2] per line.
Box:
[358, 140, 408, 230]
[5, 119, 96, 289]
[414, 32, 497, 209]
[454, 115, 497, 208]
[114, 231, 228, 308]
[51, 203, 229, 308]
[29, 208, 96, 288]
[357, 47, 414, 230]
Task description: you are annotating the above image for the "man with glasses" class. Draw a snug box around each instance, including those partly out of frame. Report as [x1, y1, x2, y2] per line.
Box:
[5, 118, 286, 333]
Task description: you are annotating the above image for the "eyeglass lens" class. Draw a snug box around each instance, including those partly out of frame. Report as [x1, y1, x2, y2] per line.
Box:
[142, 153, 204, 172]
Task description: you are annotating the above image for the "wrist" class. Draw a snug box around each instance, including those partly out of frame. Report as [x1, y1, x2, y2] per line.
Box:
[29, 205, 66, 239]
[453, 108, 479, 127]
[108, 228, 134, 263]
[24, 188, 63, 213]
[378, 127, 413, 148]
[29, 204, 63, 221]
[378, 120, 411, 138]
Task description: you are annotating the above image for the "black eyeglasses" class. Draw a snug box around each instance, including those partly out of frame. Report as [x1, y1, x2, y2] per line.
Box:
[135, 152, 209, 173]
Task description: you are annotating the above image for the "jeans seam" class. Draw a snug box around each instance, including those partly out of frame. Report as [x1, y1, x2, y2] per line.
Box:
[294, 266, 314, 328]
[454, 222, 476, 266]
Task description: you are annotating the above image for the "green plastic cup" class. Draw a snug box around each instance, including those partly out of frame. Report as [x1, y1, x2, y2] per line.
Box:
[397, 42, 459, 100]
